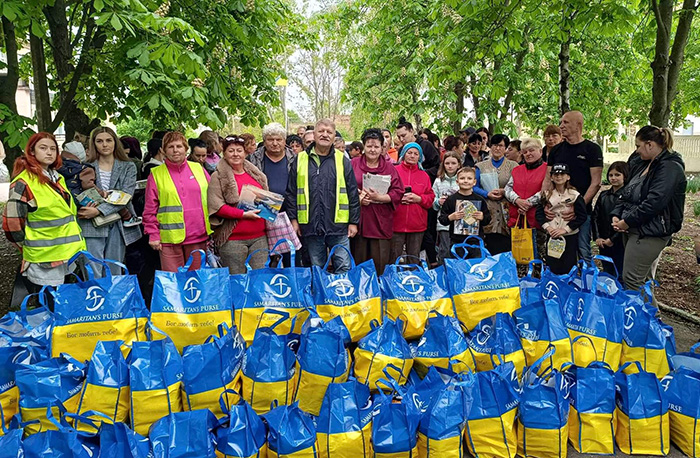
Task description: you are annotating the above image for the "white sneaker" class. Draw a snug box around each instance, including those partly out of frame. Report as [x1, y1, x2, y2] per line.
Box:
[123, 216, 142, 227]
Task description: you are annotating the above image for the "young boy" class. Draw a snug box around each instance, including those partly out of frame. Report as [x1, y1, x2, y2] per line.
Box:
[438, 167, 491, 258]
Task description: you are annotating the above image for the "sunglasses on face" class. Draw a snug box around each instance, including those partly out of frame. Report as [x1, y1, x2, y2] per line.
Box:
[225, 136, 246, 145]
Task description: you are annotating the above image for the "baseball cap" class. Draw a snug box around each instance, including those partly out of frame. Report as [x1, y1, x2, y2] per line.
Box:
[551, 163, 570, 175]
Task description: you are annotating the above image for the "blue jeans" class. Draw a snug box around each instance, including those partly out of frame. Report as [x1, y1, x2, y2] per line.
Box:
[303, 234, 352, 273]
[577, 214, 592, 262]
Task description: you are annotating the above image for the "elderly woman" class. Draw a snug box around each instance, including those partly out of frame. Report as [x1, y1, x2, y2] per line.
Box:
[474, 134, 519, 254]
[248, 122, 295, 198]
[504, 138, 549, 257]
[351, 128, 404, 274]
[143, 131, 212, 271]
[3, 132, 86, 289]
[390, 142, 435, 262]
[208, 136, 269, 274]
[79, 126, 141, 275]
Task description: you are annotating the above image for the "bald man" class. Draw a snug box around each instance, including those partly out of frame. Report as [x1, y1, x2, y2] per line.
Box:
[543, 110, 603, 262]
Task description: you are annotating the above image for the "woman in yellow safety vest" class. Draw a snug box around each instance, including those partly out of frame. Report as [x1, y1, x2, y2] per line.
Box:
[143, 131, 212, 271]
[3, 132, 86, 290]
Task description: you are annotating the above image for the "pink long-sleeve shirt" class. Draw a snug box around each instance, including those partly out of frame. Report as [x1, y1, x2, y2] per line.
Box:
[143, 159, 210, 245]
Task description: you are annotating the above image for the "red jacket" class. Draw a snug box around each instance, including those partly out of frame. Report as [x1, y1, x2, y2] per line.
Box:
[393, 162, 435, 233]
[508, 162, 547, 228]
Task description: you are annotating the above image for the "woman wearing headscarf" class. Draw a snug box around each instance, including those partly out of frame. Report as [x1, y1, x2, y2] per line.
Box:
[390, 142, 435, 261]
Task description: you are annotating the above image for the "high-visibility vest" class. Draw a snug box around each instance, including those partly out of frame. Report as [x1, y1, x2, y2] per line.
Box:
[13, 170, 86, 263]
[296, 150, 349, 224]
[151, 161, 212, 244]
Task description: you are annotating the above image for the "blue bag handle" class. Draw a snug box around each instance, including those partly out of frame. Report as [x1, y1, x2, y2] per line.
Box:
[450, 238, 492, 260]
[526, 260, 544, 278]
[254, 308, 290, 333]
[19, 286, 51, 312]
[592, 254, 619, 279]
[619, 360, 644, 374]
[392, 254, 429, 270]
[526, 345, 556, 379]
[382, 363, 407, 385]
[218, 388, 243, 415]
[64, 410, 114, 432]
[639, 279, 660, 304]
[374, 378, 400, 397]
[264, 238, 297, 268]
[179, 249, 209, 272]
[68, 250, 129, 280]
[690, 342, 700, 353]
[322, 244, 356, 271]
[571, 335, 600, 363]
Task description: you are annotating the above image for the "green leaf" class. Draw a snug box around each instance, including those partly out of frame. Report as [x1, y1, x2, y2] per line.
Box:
[111, 14, 123, 31]
[147, 94, 159, 110]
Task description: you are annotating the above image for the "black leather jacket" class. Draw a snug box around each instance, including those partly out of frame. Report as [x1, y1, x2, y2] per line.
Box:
[612, 150, 686, 238]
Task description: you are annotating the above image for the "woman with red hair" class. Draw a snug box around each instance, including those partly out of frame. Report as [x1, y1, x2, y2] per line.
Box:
[3, 132, 86, 289]
[143, 131, 212, 271]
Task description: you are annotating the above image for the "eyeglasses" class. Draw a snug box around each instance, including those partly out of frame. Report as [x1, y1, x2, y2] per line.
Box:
[224, 136, 246, 145]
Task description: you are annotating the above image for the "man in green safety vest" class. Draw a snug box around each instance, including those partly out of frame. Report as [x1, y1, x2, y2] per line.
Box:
[285, 119, 361, 273]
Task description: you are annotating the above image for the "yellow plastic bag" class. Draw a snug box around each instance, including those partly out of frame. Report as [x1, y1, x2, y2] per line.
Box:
[567, 360, 615, 454]
[511, 215, 537, 265]
[128, 335, 183, 436]
[353, 319, 413, 390]
[381, 257, 455, 340]
[75, 341, 130, 431]
[316, 380, 373, 458]
[466, 313, 526, 379]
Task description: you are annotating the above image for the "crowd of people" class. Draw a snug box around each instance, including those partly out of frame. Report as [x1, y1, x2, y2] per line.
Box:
[1, 111, 689, 301]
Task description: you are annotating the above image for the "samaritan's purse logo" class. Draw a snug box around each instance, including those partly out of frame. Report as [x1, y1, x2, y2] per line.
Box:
[183, 277, 202, 303]
[400, 275, 424, 295]
[470, 263, 493, 282]
[328, 278, 355, 297]
[269, 274, 292, 299]
[85, 286, 105, 312]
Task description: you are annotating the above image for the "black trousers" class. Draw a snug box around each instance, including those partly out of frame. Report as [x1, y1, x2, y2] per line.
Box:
[544, 233, 579, 275]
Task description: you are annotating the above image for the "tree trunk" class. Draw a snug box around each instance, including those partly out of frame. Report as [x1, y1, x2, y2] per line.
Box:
[468, 73, 480, 126]
[30, 33, 52, 132]
[0, 17, 23, 164]
[410, 87, 422, 130]
[649, 0, 674, 127]
[660, 0, 696, 127]
[558, 35, 571, 116]
[453, 82, 465, 134]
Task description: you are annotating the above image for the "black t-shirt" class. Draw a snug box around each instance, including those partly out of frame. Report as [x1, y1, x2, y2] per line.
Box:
[547, 139, 603, 202]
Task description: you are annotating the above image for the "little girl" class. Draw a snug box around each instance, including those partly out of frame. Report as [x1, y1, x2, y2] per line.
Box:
[535, 163, 587, 274]
[593, 161, 629, 280]
[433, 151, 461, 263]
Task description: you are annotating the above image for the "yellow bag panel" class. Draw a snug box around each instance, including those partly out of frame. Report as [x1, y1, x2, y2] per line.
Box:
[317, 424, 373, 458]
[294, 366, 349, 417]
[267, 443, 318, 458]
[151, 310, 233, 353]
[374, 446, 419, 458]
[452, 287, 520, 331]
[216, 443, 267, 458]
[568, 406, 614, 454]
[184, 376, 241, 418]
[77, 383, 130, 424]
[0, 386, 19, 430]
[316, 298, 381, 343]
[417, 431, 463, 458]
[669, 410, 700, 458]
[568, 330, 621, 372]
[235, 308, 308, 346]
[241, 374, 297, 415]
[615, 408, 670, 456]
[21, 391, 81, 436]
[517, 420, 568, 458]
[470, 349, 525, 380]
[353, 348, 413, 390]
[620, 343, 671, 379]
[131, 382, 182, 436]
[51, 317, 148, 362]
[385, 298, 454, 340]
[414, 348, 476, 374]
[521, 338, 572, 373]
[465, 407, 518, 458]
